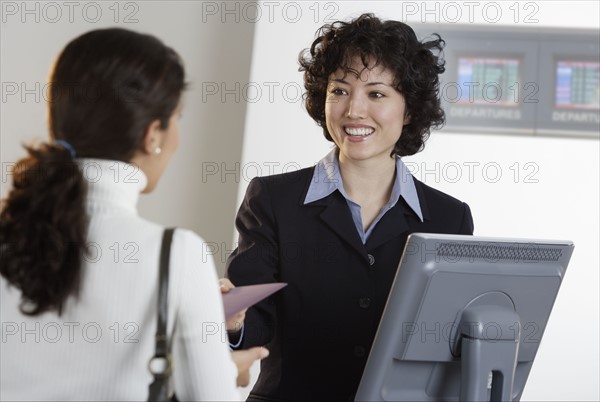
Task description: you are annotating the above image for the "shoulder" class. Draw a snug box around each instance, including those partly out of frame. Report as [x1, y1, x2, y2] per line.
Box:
[414, 178, 467, 211]
[252, 166, 315, 187]
[245, 166, 315, 202]
[171, 228, 212, 264]
[413, 178, 474, 234]
[172, 227, 205, 247]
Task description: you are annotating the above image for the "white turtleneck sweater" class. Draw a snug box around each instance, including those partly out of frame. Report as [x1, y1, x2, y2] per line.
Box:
[0, 159, 240, 401]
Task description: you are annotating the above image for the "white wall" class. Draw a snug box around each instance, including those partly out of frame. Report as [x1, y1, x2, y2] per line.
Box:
[238, 1, 599, 400]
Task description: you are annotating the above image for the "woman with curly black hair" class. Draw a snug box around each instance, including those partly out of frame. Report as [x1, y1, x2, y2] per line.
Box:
[226, 13, 474, 402]
[0, 28, 266, 400]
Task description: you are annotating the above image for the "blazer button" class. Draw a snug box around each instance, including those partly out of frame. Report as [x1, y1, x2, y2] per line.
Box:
[359, 297, 371, 309]
[367, 254, 375, 266]
[354, 345, 366, 358]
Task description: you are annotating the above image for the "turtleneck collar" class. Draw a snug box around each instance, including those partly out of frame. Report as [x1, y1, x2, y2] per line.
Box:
[76, 158, 148, 214]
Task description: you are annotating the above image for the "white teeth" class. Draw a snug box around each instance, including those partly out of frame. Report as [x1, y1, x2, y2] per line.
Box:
[344, 127, 374, 136]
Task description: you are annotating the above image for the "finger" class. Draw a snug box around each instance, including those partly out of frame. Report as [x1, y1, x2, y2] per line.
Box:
[246, 346, 269, 363]
[226, 319, 243, 333]
[237, 370, 250, 387]
[235, 347, 270, 371]
[219, 278, 234, 293]
[227, 309, 245, 324]
[259, 346, 269, 359]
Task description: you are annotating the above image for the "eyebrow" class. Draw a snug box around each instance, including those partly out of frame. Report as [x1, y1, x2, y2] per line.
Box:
[330, 78, 392, 87]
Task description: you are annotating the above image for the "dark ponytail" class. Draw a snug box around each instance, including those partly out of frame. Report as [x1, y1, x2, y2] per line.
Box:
[0, 28, 186, 315]
[0, 143, 87, 315]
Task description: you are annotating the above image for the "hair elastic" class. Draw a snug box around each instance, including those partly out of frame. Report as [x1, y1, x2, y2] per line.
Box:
[55, 139, 77, 158]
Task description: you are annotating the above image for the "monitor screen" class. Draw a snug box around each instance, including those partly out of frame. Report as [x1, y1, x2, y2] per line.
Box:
[355, 233, 574, 402]
[456, 57, 520, 106]
[555, 60, 600, 110]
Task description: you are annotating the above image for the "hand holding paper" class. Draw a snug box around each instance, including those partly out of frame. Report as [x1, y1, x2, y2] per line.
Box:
[219, 278, 246, 332]
[221, 282, 288, 320]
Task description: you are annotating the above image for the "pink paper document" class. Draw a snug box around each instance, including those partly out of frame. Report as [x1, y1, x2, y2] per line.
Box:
[222, 283, 287, 320]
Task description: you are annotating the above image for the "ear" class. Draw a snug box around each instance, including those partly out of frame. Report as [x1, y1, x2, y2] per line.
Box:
[140, 119, 163, 155]
[403, 113, 411, 125]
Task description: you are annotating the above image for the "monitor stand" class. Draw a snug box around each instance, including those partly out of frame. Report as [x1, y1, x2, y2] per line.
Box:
[453, 293, 521, 401]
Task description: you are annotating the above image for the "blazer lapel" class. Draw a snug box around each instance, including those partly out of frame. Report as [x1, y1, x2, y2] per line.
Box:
[365, 201, 411, 251]
[365, 178, 432, 250]
[305, 192, 369, 263]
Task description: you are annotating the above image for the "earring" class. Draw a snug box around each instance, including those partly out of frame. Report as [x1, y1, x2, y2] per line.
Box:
[154, 147, 162, 154]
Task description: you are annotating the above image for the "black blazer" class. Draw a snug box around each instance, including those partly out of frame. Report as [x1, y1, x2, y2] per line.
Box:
[226, 167, 474, 402]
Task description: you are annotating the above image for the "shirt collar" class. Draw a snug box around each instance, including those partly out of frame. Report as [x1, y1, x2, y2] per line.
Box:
[304, 148, 424, 222]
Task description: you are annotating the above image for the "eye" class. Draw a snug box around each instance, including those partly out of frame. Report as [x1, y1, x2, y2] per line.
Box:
[329, 87, 348, 96]
[369, 91, 385, 99]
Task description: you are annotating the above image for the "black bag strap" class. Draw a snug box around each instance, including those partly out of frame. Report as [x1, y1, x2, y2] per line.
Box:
[148, 228, 175, 402]
[156, 228, 174, 356]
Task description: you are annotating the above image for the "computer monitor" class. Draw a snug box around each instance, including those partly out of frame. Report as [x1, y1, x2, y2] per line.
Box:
[355, 233, 574, 402]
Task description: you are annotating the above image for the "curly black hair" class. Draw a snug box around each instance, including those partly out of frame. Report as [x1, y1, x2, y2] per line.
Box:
[299, 13, 446, 157]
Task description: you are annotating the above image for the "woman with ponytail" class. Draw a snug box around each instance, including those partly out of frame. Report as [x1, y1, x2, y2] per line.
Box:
[0, 28, 265, 400]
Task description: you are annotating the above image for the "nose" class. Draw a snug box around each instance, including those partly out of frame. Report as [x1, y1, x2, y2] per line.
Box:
[346, 93, 367, 119]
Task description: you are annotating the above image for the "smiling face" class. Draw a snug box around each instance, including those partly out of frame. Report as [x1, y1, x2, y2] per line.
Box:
[325, 57, 409, 166]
